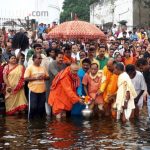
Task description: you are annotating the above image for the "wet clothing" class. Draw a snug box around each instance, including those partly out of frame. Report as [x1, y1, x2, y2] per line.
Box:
[71, 68, 86, 115]
[77, 68, 86, 96]
[100, 66, 118, 103]
[3, 64, 27, 115]
[113, 72, 137, 120]
[143, 69, 150, 95]
[82, 71, 103, 105]
[28, 91, 46, 119]
[24, 64, 49, 119]
[46, 61, 66, 101]
[131, 71, 147, 109]
[48, 67, 80, 115]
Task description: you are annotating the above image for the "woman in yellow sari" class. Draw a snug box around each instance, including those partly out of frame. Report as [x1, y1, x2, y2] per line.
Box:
[3, 55, 28, 115]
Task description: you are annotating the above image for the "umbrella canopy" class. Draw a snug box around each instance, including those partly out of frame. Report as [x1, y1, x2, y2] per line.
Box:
[48, 20, 106, 40]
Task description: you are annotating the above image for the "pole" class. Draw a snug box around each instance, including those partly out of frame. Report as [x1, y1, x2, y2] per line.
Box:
[138, 0, 141, 26]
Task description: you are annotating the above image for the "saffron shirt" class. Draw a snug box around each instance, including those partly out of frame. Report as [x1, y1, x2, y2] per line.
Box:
[100, 66, 118, 103]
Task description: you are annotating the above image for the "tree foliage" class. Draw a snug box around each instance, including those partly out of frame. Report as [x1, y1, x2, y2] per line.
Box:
[60, 0, 150, 23]
[143, 0, 150, 8]
[60, 0, 100, 23]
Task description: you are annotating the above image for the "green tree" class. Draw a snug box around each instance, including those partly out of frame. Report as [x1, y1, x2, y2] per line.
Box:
[60, 0, 100, 23]
[143, 0, 150, 8]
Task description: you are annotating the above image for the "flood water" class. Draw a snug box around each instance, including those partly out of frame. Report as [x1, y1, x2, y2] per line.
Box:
[0, 107, 150, 150]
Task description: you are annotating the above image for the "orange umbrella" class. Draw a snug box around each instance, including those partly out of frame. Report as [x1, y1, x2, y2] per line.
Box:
[48, 20, 106, 40]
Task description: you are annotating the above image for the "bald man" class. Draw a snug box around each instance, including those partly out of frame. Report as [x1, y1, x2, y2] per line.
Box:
[99, 58, 118, 116]
[48, 63, 82, 119]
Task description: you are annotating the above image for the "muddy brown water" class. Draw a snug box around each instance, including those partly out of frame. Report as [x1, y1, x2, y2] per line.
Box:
[0, 107, 150, 150]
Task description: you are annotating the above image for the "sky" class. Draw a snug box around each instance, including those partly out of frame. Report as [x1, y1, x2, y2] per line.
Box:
[59, 0, 64, 10]
[0, 0, 64, 24]
[0, 0, 64, 10]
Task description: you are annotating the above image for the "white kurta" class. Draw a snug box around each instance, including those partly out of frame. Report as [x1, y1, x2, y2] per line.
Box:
[113, 72, 137, 119]
[131, 71, 147, 109]
[71, 52, 80, 61]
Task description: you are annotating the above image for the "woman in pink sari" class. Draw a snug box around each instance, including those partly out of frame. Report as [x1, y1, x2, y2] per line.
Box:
[3, 55, 28, 115]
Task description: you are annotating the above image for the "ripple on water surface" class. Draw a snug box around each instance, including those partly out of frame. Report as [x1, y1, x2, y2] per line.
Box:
[0, 108, 150, 149]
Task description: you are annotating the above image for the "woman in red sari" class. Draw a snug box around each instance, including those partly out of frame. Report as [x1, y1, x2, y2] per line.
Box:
[3, 55, 28, 115]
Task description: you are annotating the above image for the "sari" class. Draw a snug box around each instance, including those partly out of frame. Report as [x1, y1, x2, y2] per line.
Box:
[3, 64, 28, 115]
[0, 65, 4, 90]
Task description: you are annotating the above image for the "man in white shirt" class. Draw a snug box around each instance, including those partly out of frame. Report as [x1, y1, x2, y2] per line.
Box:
[118, 26, 130, 39]
[71, 44, 80, 62]
[111, 24, 117, 35]
[126, 64, 147, 118]
[27, 43, 49, 71]
[118, 31, 130, 39]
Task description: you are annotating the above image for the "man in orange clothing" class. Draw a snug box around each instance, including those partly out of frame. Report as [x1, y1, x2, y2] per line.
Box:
[48, 63, 83, 119]
[98, 58, 118, 116]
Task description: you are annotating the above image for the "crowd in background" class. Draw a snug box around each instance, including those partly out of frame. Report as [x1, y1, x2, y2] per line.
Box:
[0, 23, 150, 123]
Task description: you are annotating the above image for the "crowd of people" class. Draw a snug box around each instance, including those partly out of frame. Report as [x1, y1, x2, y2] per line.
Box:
[0, 24, 150, 124]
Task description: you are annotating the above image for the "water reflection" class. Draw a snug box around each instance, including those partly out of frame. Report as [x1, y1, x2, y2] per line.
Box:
[0, 108, 149, 149]
[49, 120, 78, 149]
